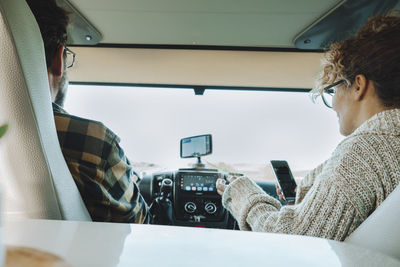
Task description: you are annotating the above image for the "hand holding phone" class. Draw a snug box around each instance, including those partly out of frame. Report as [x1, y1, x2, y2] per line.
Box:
[270, 160, 297, 203]
[275, 184, 296, 205]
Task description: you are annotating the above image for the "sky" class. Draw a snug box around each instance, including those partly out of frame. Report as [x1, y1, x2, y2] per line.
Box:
[64, 85, 344, 176]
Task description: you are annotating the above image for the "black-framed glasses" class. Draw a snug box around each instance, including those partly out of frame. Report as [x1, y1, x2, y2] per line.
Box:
[64, 47, 76, 68]
[321, 80, 345, 108]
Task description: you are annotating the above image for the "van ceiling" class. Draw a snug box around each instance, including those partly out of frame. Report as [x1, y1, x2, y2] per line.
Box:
[68, 0, 342, 48]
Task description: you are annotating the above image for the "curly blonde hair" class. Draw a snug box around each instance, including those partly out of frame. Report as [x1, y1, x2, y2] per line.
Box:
[312, 10, 400, 107]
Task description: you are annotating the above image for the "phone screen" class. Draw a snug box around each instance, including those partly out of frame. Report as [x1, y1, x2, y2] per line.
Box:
[271, 161, 297, 201]
[275, 166, 296, 198]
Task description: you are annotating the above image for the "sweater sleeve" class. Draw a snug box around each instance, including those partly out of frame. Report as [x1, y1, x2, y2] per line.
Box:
[295, 161, 327, 204]
[222, 175, 361, 241]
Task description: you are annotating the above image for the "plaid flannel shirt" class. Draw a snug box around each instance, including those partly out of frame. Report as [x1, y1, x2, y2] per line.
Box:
[52, 103, 150, 223]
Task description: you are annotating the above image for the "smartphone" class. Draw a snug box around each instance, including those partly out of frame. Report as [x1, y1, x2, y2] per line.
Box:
[270, 160, 297, 203]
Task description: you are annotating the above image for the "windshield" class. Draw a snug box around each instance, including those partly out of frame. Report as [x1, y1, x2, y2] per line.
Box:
[64, 85, 343, 181]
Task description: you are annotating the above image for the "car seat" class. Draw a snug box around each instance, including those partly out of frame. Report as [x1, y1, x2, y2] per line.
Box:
[345, 183, 400, 260]
[0, 0, 90, 221]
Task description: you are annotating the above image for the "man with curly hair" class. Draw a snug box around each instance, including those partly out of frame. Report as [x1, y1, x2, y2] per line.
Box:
[217, 12, 400, 241]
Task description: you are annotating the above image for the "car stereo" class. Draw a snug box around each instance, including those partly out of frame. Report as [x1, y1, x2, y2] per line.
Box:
[173, 170, 227, 226]
[178, 173, 218, 194]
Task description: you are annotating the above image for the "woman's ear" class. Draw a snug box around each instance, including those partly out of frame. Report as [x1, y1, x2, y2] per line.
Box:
[353, 74, 368, 101]
[48, 46, 64, 77]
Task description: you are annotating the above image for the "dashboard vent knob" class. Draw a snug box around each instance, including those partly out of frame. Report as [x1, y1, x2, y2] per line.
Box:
[205, 202, 217, 214]
[184, 202, 197, 214]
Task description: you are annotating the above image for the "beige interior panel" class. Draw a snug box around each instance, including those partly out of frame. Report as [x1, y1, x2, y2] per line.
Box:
[68, 0, 341, 47]
[68, 47, 323, 89]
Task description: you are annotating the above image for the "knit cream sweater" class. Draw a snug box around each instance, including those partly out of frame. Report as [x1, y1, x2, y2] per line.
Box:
[222, 109, 400, 241]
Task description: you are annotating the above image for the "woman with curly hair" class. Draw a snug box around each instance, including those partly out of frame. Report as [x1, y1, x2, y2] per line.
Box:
[216, 12, 400, 241]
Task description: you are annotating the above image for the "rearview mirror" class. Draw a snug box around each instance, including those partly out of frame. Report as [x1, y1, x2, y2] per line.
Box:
[180, 134, 212, 158]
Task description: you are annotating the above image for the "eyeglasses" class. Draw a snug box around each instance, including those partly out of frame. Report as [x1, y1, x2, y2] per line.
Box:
[64, 47, 76, 68]
[321, 80, 345, 108]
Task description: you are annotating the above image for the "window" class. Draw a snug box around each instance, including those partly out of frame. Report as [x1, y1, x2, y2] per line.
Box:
[64, 85, 343, 181]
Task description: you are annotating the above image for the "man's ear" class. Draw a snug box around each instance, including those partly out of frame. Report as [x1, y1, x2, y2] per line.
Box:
[352, 74, 368, 101]
[48, 46, 64, 77]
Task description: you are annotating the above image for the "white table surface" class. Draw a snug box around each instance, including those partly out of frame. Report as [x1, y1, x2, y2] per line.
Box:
[2, 219, 400, 267]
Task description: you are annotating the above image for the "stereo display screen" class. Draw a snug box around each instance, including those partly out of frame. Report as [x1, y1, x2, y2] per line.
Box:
[180, 174, 217, 192]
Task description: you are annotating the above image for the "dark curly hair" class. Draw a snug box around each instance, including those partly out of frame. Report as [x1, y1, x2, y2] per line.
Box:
[313, 10, 400, 107]
[26, 0, 70, 68]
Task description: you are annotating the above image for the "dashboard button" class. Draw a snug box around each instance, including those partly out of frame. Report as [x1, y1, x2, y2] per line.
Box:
[205, 202, 217, 214]
[184, 202, 197, 214]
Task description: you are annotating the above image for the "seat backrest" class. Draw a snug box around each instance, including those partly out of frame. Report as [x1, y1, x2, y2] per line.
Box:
[0, 0, 91, 221]
[345, 184, 400, 260]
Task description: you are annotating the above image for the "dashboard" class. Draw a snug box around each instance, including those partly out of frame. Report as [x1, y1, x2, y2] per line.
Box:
[139, 168, 280, 229]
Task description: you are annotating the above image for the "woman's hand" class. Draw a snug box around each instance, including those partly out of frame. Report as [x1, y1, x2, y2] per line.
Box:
[275, 184, 296, 205]
[216, 175, 238, 196]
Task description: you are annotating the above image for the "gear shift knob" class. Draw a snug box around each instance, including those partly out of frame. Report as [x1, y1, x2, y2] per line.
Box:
[160, 178, 173, 195]
[150, 178, 174, 225]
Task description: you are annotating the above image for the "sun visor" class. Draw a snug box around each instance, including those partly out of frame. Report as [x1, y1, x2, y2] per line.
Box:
[56, 0, 102, 45]
[294, 0, 399, 50]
